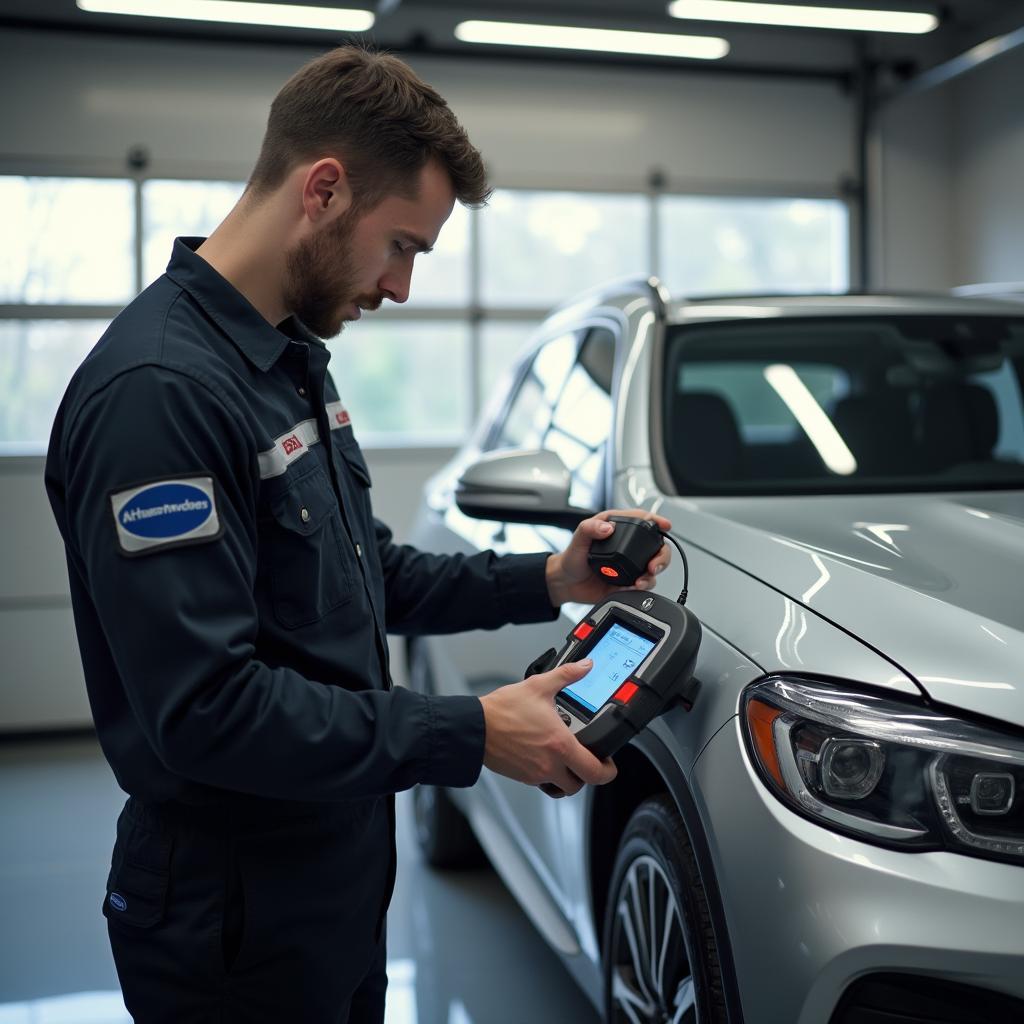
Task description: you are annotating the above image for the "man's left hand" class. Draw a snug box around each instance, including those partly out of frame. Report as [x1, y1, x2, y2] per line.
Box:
[545, 509, 673, 609]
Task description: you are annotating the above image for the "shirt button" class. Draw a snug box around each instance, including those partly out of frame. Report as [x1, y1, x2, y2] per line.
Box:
[355, 543, 363, 558]
[297, 386, 307, 397]
[300, 507, 310, 523]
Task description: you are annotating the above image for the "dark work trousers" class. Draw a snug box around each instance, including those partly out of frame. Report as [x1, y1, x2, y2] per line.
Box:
[104, 795, 393, 1023]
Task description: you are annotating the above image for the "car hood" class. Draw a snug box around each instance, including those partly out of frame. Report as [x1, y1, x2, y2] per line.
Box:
[671, 490, 1024, 729]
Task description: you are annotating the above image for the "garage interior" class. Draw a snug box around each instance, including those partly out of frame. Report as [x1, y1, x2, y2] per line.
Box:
[1, 1, 1023, 1021]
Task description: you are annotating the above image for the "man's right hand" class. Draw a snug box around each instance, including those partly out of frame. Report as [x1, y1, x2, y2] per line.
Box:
[479, 660, 618, 798]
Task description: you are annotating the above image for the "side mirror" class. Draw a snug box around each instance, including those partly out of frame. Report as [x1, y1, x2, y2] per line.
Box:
[455, 449, 595, 530]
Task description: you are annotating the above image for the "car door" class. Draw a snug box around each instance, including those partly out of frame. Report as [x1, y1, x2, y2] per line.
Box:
[445, 323, 619, 907]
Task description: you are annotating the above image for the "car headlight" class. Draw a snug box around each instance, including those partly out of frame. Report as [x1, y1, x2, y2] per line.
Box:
[742, 677, 1024, 865]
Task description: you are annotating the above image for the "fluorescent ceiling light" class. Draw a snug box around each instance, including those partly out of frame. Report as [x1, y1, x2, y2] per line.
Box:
[763, 364, 857, 476]
[455, 20, 730, 60]
[76, 0, 374, 32]
[668, 0, 938, 34]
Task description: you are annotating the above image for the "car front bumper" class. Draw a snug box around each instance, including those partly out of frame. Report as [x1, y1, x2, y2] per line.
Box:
[691, 717, 1024, 1024]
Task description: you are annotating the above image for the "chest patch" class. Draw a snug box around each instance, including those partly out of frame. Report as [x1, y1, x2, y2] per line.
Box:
[326, 401, 351, 429]
[110, 475, 222, 556]
[257, 404, 353, 479]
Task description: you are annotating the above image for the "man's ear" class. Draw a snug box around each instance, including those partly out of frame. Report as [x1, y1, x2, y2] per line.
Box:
[301, 158, 354, 225]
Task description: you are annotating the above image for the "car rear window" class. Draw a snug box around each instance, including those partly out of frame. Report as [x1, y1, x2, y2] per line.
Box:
[662, 315, 1024, 494]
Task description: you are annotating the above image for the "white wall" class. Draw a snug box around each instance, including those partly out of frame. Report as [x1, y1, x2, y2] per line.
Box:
[873, 86, 956, 292]
[0, 28, 854, 191]
[1, 26, 856, 729]
[874, 43, 1024, 293]
[950, 45, 1024, 287]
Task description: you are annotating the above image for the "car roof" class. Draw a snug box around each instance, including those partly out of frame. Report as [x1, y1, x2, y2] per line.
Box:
[666, 292, 1024, 324]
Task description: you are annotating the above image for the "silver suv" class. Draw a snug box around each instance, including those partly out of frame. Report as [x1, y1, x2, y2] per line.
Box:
[407, 281, 1024, 1024]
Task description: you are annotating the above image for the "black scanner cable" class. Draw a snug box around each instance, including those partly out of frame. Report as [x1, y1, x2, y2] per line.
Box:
[656, 530, 690, 607]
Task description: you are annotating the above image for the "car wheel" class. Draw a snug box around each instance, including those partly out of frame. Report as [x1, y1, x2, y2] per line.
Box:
[603, 796, 726, 1024]
[412, 781, 485, 869]
[406, 638, 486, 870]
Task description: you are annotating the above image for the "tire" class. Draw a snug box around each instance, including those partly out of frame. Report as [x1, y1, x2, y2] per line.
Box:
[412, 782, 486, 869]
[406, 637, 486, 870]
[602, 796, 727, 1024]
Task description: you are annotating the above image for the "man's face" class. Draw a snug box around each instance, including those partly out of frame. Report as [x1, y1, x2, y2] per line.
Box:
[284, 159, 456, 339]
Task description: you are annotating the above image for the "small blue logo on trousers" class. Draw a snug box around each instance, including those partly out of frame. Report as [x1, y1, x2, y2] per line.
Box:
[109, 892, 127, 912]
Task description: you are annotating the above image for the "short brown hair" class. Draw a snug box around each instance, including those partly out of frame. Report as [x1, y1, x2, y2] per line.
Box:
[248, 46, 490, 209]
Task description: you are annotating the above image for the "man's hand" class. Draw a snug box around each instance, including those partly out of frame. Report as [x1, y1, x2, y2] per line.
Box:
[480, 660, 617, 798]
[545, 508, 673, 608]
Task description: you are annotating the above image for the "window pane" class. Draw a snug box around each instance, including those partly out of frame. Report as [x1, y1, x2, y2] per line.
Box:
[497, 375, 548, 450]
[546, 428, 591, 475]
[551, 364, 612, 448]
[680, 362, 849, 443]
[492, 331, 579, 450]
[548, 330, 614, 508]
[407, 202, 470, 307]
[663, 316, 1024, 494]
[143, 180, 245, 286]
[0, 177, 134, 304]
[480, 320, 541, 403]
[533, 332, 578, 400]
[659, 196, 848, 297]
[480, 191, 648, 307]
[971, 360, 1024, 460]
[325, 321, 470, 442]
[571, 449, 604, 509]
[0, 320, 109, 453]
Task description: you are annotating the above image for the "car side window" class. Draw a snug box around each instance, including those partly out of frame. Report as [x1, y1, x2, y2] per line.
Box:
[492, 331, 579, 451]
[550, 328, 616, 510]
[490, 326, 616, 510]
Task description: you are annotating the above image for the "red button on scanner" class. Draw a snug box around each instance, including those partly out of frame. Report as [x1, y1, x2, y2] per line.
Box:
[612, 681, 639, 704]
[599, 566, 620, 578]
[573, 622, 594, 641]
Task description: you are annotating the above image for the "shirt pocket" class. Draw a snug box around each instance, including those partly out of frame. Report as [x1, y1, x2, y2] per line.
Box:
[103, 816, 173, 930]
[333, 436, 374, 532]
[261, 466, 354, 629]
[335, 437, 372, 490]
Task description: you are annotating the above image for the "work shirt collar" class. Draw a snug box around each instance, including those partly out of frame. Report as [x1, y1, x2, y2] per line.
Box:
[165, 236, 325, 373]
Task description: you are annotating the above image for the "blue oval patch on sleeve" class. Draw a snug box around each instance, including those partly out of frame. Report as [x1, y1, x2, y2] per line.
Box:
[109, 892, 128, 912]
[119, 483, 213, 539]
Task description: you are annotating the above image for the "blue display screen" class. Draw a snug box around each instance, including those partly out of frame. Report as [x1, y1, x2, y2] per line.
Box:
[563, 623, 657, 714]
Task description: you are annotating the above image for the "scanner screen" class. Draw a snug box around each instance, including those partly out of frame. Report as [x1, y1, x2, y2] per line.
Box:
[563, 623, 656, 714]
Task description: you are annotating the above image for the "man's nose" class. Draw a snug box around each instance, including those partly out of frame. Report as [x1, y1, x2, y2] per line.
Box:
[379, 263, 412, 305]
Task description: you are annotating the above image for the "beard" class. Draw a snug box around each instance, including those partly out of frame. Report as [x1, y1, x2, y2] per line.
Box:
[282, 207, 380, 340]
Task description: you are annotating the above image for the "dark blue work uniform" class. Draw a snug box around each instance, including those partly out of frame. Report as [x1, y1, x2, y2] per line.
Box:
[45, 238, 557, 1023]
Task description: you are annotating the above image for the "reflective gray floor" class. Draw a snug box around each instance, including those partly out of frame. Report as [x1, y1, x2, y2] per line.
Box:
[0, 736, 600, 1023]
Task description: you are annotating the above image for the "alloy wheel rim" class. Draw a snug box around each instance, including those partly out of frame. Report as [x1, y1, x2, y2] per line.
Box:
[609, 854, 697, 1024]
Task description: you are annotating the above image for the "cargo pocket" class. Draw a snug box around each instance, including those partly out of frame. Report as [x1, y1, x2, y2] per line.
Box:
[103, 816, 173, 929]
[262, 466, 353, 629]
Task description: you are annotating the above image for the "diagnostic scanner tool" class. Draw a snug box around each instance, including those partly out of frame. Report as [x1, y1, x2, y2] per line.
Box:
[586, 515, 664, 586]
[526, 589, 702, 762]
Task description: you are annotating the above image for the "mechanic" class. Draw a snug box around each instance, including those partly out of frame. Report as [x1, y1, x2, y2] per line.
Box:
[44, 46, 671, 1024]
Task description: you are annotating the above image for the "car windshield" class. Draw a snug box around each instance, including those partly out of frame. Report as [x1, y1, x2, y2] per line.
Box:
[662, 314, 1024, 495]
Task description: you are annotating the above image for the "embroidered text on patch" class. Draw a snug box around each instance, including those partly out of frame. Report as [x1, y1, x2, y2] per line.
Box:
[110, 476, 221, 556]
